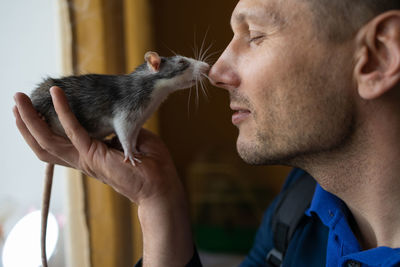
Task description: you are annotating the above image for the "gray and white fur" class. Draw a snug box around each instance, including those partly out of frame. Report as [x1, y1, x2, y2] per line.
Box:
[30, 51, 209, 267]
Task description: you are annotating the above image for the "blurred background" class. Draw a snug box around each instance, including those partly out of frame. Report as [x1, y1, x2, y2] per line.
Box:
[0, 1, 67, 267]
[0, 0, 291, 266]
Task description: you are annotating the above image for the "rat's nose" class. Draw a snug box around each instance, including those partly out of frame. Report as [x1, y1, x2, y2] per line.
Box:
[200, 62, 210, 74]
[208, 54, 240, 91]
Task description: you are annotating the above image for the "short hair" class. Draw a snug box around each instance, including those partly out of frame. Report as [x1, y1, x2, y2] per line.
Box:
[304, 0, 400, 42]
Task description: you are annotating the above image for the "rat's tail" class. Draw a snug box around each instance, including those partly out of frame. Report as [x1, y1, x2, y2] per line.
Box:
[41, 163, 54, 267]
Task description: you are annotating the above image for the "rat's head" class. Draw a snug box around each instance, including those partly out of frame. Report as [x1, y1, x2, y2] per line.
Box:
[144, 51, 210, 91]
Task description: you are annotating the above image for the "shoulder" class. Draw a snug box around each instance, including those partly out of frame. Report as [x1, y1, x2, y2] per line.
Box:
[240, 168, 328, 267]
[240, 168, 306, 265]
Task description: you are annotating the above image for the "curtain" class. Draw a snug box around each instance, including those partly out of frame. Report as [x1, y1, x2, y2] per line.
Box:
[63, 0, 154, 266]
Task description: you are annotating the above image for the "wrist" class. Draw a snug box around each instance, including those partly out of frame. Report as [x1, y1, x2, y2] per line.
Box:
[138, 190, 194, 267]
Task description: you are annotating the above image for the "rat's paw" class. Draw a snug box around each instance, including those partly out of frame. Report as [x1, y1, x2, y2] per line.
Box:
[124, 154, 142, 166]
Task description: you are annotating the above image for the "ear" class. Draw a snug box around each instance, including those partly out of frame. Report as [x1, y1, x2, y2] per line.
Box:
[354, 11, 400, 100]
[144, 51, 161, 72]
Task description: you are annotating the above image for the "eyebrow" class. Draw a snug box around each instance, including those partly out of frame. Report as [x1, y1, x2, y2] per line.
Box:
[231, 7, 285, 29]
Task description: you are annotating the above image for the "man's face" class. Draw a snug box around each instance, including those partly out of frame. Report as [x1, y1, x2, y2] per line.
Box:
[209, 0, 357, 165]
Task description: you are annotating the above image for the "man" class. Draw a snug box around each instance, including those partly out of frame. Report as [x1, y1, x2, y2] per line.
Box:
[13, 0, 400, 266]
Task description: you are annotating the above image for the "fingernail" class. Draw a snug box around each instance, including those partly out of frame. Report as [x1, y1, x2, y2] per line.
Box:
[12, 105, 18, 118]
[49, 86, 55, 96]
[14, 92, 25, 103]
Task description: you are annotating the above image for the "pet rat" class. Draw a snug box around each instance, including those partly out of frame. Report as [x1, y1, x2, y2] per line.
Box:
[30, 51, 210, 267]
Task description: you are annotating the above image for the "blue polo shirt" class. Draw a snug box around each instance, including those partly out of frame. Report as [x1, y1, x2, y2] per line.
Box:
[241, 168, 400, 267]
[306, 182, 400, 267]
[135, 168, 400, 267]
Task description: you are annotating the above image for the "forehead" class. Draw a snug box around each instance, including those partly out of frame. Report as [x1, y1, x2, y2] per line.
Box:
[231, 0, 286, 28]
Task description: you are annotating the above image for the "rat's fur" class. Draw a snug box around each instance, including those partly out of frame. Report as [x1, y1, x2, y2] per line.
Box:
[32, 52, 209, 161]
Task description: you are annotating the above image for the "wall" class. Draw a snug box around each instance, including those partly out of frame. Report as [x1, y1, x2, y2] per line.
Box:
[0, 0, 66, 266]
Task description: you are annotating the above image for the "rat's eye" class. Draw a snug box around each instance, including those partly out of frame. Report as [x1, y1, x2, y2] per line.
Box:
[177, 58, 189, 70]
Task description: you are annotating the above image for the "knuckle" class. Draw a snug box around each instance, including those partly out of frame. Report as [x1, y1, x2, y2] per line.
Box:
[38, 137, 60, 156]
[64, 125, 79, 142]
[36, 150, 50, 162]
[40, 142, 55, 154]
[78, 158, 93, 176]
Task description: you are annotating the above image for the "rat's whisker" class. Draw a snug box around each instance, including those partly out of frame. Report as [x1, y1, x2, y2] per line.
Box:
[198, 27, 210, 62]
[187, 87, 192, 117]
[203, 49, 222, 64]
[205, 56, 218, 65]
[200, 41, 214, 62]
[193, 26, 199, 60]
[192, 45, 196, 60]
[204, 58, 216, 66]
[193, 39, 199, 60]
[195, 77, 200, 109]
[163, 43, 179, 56]
[199, 42, 208, 62]
[200, 79, 209, 99]
[201, 73, 212, 84]
[201, 75, 210, 97]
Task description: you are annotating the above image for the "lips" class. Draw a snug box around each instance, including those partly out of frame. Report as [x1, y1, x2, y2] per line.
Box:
[231, 105, 251, 125]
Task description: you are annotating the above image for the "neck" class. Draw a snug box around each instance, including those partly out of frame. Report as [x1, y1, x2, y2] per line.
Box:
[301, 99, 400, 249]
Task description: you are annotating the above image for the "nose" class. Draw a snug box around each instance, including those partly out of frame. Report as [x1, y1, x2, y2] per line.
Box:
[200, 62, 210, 74]
[208, 49, 240, 91]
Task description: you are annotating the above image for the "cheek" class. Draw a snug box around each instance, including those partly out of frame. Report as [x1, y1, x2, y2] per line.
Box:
[240, 41, 296, 88]
[240, 48, 282, 82]
[239, 48, 295, 115]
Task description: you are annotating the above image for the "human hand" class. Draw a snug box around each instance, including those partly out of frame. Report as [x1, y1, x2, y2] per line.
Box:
[14, 86, 196, 266]
[13, 86, 182, 205]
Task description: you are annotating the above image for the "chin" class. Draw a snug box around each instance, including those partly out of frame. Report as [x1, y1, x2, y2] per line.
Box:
[236, 133, 295, 166]
[236, 136, 268, 165]
[237, 141, 293, 166]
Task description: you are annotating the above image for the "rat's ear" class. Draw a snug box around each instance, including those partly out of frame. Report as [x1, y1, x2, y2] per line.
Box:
[354, 11, 400, 100]
[145, 51, 161, 72]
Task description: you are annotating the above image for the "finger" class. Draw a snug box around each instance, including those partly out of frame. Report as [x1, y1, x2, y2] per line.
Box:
[14, 92, 57, 143]
[14, 92, 79, 165]
[49, 86, 91, 153]
[13, 105, 71, 167]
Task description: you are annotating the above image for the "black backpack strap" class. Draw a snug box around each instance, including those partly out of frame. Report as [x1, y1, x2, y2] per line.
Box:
[265, 173, 316, 267]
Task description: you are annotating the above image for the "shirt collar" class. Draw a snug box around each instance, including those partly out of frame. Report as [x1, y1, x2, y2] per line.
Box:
[305, 182, 400, 266]
[306, 183, 361, 250]
[306, 183, 348, 227]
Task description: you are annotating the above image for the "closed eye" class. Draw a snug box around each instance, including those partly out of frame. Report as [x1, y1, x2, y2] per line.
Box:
[250, 35, 265, 42]
[249, 31, 266, 45]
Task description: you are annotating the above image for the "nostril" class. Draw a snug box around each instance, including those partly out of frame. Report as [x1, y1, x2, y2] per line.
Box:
[211, 81, 228, 88]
